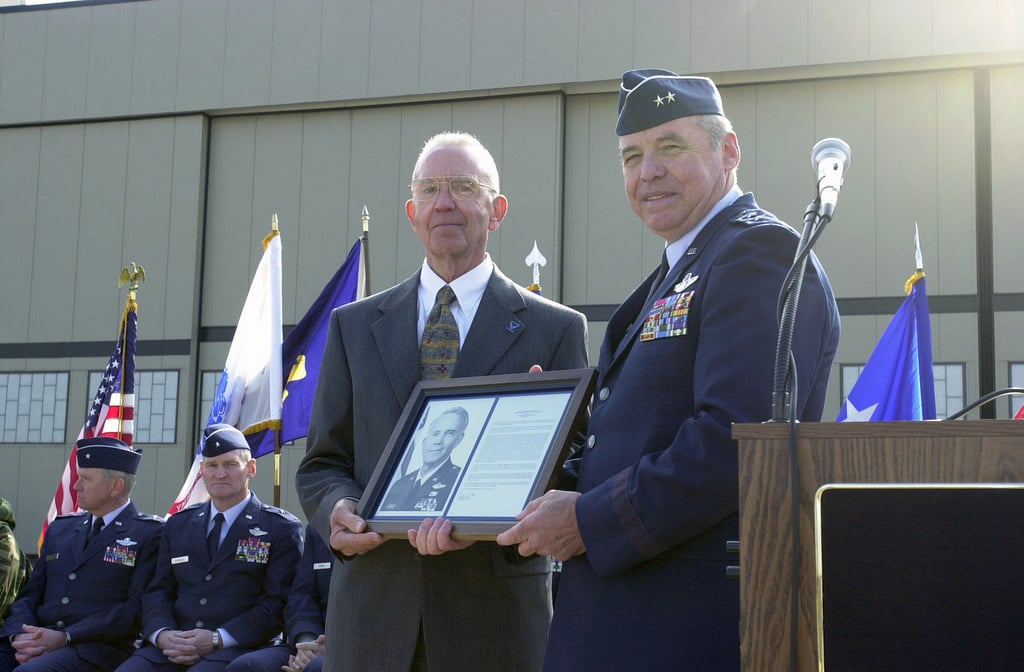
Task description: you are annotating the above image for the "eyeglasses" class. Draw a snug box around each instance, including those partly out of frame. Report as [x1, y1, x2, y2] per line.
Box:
[410, 176, 497, 202]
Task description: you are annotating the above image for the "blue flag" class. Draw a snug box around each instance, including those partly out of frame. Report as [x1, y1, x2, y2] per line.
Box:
[253, 238, 366, 457]
[837, 273, 936, 421]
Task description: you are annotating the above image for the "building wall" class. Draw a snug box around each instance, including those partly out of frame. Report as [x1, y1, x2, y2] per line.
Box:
[0, 0, 1022, 549]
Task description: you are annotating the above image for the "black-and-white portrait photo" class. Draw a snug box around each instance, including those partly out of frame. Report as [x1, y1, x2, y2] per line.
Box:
[379, 404, 474, 513]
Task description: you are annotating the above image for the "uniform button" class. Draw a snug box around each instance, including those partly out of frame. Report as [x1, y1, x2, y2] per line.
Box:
[55, 621, 65, 628]
[196, 621, 204, 628]
[598, 387, 609, 401]
[199, 598, 208, 605]
[68, 573, 77, 580]
[61, 597, 69, 605]
[586, 435, 596, 449]
[205, 575, 213, 582]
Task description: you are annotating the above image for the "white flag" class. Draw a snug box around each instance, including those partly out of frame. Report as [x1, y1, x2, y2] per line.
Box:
[168, 228, 283, 515]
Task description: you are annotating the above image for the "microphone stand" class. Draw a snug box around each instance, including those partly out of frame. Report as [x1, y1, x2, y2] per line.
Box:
[770, 197, 828, 422]
[767, 187, 834, 672]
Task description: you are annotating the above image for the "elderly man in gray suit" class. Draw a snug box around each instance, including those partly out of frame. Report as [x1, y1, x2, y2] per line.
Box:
[296, 131, 588, 672]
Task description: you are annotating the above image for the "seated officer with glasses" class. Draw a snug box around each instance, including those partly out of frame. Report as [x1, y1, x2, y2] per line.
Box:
[296, 130, 588, 672]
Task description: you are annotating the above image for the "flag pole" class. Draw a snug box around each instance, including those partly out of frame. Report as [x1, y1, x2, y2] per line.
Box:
[361, 205, 371, 295]
[271, 214, 284, 508]
[40, 264, 142, 550]
[117, 262, 145, 441]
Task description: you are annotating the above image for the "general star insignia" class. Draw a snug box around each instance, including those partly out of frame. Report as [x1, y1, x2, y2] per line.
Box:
[654, 94, 664, 106]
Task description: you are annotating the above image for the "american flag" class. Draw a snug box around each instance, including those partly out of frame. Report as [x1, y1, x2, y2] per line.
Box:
[38, 301, 137, 548]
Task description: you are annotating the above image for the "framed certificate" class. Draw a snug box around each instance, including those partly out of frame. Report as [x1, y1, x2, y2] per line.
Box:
[357, 368, 596, 539]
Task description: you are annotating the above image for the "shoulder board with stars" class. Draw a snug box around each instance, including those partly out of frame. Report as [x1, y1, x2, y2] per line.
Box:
[260, 505, 301, 522]
[55, 511, 89, 520]
[732, 209, 778, 226]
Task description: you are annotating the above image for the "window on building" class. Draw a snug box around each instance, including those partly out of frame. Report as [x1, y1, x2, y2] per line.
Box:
[1010, 363, 1024, 418]
[932, 363, 965, 420]
[88, 370, 179, 443]
[0, 372, 69, 443]
[200, 371, 222, 426]
[839, 362, 965, 420]
[839, 364, 865, 410]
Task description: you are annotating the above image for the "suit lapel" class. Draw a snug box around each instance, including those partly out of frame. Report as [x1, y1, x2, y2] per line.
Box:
[371, 274, 422, 405]
[70, 515, 92, 565]
[455, 267, 527, 377]
[197, 503, 216, 563]
[371, 266, 529, 391]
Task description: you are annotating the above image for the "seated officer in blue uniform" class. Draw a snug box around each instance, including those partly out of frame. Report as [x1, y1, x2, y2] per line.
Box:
[0, 437, 163, 672]
[114, 424, 303, 672]
[224, 524, 331, 672]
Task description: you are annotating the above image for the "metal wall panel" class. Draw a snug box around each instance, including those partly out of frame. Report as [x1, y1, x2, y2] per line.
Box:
[84, 4, 135, 118]
[0, 128, 39, 343]
[992, 65, 1024, 294]
[132, 0, 183, 115]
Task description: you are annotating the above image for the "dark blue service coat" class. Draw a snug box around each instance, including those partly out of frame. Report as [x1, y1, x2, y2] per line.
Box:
[547, 194, 840, 672]
[133, 494, 302, 664]
[0, 503, 163, 670]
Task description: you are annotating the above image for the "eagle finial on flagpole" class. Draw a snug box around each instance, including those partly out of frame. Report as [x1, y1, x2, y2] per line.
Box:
[118, 262, 146, 306]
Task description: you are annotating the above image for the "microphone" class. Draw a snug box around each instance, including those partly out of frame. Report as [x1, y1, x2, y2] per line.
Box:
[811, 138, 851, 219]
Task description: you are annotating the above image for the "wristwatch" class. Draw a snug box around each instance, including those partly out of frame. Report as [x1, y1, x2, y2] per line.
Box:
[211, 631, 221, 649]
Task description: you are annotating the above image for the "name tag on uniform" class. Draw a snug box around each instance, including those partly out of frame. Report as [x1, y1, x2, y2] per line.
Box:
[640, 291, 694, 341]
[172, 555, 189, 565]
[313, 562, 332, 570]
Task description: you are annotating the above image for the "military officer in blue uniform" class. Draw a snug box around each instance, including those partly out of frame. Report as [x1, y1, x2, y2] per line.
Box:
[114, 424, 303, 672]
[0, 436, 163, 672]
[499, 69, 840, 671]
[379, 406, 468, 513]
[224, 524, 331, 672]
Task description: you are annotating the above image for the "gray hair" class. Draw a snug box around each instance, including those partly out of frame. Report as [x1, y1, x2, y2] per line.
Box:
[696, 114, 734, 150]
[101, 468, 137, 497]
[412, 131, 501, 193]
[439, 405, 470, 432]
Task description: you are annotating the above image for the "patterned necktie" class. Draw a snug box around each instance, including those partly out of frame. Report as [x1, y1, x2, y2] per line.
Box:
[420, 285, 459, 380]
[207, 512, 224, 558]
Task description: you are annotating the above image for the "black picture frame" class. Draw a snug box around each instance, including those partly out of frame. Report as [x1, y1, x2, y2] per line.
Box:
[357, 368, 596, 539]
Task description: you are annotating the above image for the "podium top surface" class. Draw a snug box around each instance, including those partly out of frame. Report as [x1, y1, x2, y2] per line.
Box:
[732, 419, 1024, 440]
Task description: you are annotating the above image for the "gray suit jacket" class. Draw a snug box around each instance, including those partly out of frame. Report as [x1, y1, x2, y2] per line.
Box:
[296, 264, 588, 672]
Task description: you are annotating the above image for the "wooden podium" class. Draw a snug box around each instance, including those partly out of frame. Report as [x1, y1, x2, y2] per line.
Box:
[733, 420, 1024, 672]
